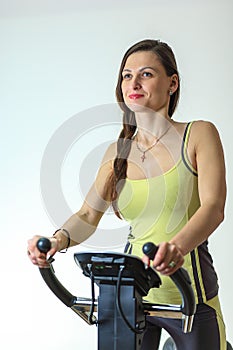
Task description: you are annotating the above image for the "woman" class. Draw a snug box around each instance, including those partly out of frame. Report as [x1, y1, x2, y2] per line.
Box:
[27, 39, 227, 349]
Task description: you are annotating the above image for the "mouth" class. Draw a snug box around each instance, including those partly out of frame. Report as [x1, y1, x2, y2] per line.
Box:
[128, 94, 144, 100]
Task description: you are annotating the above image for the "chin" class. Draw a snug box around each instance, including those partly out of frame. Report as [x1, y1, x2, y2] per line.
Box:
[126, 102, 155, 114]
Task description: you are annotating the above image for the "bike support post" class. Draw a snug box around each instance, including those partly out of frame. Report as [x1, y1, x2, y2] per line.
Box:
[97, 283, 144, 350]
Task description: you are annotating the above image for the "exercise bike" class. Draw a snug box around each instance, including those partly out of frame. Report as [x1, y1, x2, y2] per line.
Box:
[36, 238, 197, 349]
[162, 336, 233, 350]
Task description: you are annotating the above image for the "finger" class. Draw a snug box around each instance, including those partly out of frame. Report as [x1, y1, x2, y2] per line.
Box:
[27, 236, 51, 266]
[37, 257, 50, 267]
[152, 242, 168, 267]
[162, 261, 183, 275]
[142, 255, 150, 268]
[153, 242, 173, 270]
[160, 255, 184, 275]
[48, 237, 58, 256]
[154, 243, 184, 272]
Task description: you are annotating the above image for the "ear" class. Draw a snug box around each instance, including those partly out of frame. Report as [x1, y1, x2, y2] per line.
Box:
[169, 74, 179, 93]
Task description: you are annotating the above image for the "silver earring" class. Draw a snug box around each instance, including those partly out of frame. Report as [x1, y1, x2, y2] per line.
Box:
[169, 90, 173, 96]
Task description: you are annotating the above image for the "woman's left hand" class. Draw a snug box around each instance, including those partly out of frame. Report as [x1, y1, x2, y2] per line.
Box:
[142, 241, 184, 275]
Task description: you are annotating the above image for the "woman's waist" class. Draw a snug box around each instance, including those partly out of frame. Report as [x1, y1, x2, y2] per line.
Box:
[126, 223, 183, 246]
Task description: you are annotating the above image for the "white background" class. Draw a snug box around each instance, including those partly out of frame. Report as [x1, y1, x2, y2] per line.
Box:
[1, 0, 233, 349]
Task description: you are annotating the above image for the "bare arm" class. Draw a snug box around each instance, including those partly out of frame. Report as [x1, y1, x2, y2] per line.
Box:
[56, 157, 114, 249]
[169, 121, 226, 254]
[28, 143, 117, 266]
[143, 121, 226, 274]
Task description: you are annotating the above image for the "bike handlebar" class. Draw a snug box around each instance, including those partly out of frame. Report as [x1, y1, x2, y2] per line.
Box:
[37, 238, 76, 307]
[142, 242, 196, 318]
[36, 237, 196, 333]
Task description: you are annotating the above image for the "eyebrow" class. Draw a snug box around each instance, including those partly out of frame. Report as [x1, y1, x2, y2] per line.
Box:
[122, 66, 157, 72]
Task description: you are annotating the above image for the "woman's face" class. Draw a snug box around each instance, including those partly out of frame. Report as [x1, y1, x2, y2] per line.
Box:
[121, 50, 175, 114]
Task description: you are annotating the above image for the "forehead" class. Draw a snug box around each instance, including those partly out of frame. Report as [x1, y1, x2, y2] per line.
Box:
[123, 50, 162, 70]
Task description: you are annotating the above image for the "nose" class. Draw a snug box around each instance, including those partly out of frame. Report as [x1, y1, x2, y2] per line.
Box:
[131, 75, 142, 90]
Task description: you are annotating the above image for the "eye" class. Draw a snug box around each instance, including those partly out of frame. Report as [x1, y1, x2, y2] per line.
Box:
[122, 73, 132, 80]
[142, 71, 153, 77]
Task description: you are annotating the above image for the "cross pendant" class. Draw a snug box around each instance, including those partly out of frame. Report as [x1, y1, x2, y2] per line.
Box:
[141, 153, 146, 162]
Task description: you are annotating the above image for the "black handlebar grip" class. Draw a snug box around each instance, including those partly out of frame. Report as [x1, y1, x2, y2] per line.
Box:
[142, 242, 159, 259]
[37, 237, 51, 253]
[142, 242, 196, 317]
[37, 237, 76, 307]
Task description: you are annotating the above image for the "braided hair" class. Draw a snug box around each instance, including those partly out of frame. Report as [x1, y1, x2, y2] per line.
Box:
[111, 39, 180, 217]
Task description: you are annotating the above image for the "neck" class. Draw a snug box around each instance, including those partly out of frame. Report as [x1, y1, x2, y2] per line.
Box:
[135, 111, 173, 144]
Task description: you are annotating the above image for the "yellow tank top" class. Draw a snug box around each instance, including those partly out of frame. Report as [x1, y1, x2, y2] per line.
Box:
[118, 122, 219, 305]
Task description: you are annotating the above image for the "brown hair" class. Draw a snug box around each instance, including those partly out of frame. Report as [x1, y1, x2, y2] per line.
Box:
[110, 39, 180, 216]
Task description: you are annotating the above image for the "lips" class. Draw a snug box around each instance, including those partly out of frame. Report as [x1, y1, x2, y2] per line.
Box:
[128, 94, 144, 100]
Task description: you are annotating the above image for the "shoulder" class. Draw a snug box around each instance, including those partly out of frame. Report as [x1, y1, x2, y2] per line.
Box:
[189, 120, 222, 142]
[101, 142, 117, 163]
[187, 120, 224, 155]
[171, 120, 219, 139]
[190, 120, 218, 134]
[98, 142, 117, 174]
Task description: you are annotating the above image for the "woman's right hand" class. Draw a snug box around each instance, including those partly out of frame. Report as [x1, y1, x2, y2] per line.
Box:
[27, 235, 58, 267]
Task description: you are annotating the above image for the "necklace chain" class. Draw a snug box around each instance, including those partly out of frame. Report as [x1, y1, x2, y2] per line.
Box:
[135, 125, 171, 162]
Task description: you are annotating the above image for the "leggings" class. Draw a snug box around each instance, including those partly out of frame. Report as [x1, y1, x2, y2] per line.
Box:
[141, 296, 226, 350]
